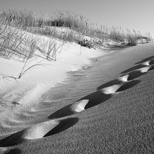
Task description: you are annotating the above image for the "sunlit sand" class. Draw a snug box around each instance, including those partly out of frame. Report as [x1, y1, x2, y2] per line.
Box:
[0, 12, 154, 154]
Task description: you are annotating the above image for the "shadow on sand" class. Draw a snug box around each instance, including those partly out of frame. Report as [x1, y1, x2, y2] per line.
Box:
[120, 64, 148, 74]
[116, 80, 140, 92]
[97, 79, 123, 90]
[48, 91, 111, 119]
[148, 65, 154, 71]
[0, 117, 78, 147]
[44, 117, 78, 137]
[135, 55, 154, 64]
[48, 79, 141, 120]
[4, 148, 21, 154]
[127, 71, 146, 81]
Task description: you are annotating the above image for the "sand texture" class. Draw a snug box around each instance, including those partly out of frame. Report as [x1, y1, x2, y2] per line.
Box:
[0, 42, 154, 154]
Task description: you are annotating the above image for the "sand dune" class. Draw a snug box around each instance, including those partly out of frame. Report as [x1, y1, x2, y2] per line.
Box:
[0, 37, 154, 153]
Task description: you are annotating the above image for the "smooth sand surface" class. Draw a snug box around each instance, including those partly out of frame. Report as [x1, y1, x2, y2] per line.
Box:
[1, 42, 154, 153]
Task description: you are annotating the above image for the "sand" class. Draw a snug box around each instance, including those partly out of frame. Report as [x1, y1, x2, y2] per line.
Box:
[0, 32, 154, 153]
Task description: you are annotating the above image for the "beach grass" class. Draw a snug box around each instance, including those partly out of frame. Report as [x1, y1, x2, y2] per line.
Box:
[0, 9, 152, 62]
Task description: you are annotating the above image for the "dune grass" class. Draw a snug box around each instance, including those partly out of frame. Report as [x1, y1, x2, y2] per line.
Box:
[0, 9, 152, 64]
[0, 10, 152, 47]
[0, 20, 62, 79]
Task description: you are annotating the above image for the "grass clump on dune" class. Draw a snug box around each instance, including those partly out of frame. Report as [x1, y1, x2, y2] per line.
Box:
[0, 10, 153, 80]
[0, 20, 61, 79]
[0, 10, 153, 54]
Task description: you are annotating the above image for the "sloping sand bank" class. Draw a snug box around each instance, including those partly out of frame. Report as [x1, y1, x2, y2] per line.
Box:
[1, 42, 154, 154]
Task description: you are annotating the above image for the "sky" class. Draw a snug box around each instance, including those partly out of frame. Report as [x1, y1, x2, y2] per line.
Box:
[0, 0, 154, 38]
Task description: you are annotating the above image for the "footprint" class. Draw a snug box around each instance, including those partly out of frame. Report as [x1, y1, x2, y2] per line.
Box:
[127, 70, 146, 81]
[69, 90, 111, 111]
[121, 66, 150, 81]
[135, 55, 154, 64]
[0, 117, 78, 147]
[137, 66, 151, 73]
[44, 118, 79, 137]
[70, 100, 89, 112]
[117, 74, 129, 82]
[116, 80, 140, 92]
[97, 79, 123, 90]
[97, 77, 129, 95]
[142, 60, 150, 66]
[48, 91, 111, 119]
[138, 59, 154, 66]
[101, 84, 122, 94]
[48, 100, 89, 119]
[120, 64, 150, 74]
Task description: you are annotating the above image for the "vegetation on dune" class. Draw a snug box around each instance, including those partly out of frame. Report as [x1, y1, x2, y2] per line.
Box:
[0, 9, 152, 63]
